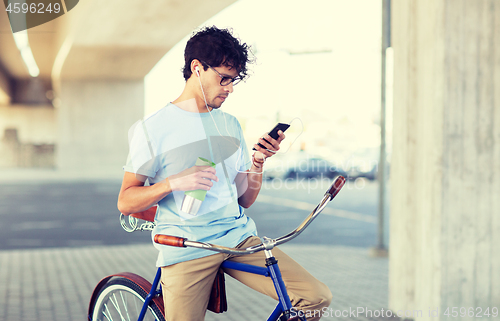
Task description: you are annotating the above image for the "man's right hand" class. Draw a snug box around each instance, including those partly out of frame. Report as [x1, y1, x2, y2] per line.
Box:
[168, 165, 219, 192]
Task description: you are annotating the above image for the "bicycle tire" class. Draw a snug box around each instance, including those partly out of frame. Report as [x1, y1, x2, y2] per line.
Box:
[89, 277, 165, 321]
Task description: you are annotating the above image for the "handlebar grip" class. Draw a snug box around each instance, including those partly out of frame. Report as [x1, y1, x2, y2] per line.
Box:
[154, 234, 187, 247]
[327, 176, 346, 199]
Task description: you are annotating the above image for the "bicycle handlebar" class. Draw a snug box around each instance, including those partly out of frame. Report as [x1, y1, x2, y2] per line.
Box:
[154, 234, 186, 247]
[154, 176, 346, 255]
[327, 175, 344, 198]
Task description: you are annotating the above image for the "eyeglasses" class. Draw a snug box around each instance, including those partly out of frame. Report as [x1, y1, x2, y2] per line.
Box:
[201, 61, 242, 86]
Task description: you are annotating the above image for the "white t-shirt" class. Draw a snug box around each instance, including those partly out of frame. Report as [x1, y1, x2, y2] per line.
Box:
[124, 103, 257, 266]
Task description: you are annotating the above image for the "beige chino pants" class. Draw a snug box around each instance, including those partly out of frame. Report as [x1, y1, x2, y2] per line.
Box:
[161, 236, 332, 321]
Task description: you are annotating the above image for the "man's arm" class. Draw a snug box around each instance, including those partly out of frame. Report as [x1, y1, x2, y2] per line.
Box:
[236, 131, 285, 208]
[235, 161, 264, 208]
[117, 172, 171, 215]
[117, 166, 218, 215]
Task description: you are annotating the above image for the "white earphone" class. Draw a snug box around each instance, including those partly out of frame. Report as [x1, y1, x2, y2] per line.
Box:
[195, 66, 200, 76]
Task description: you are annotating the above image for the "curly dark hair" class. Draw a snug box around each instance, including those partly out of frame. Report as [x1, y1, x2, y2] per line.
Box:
[182, 26, 253, 81]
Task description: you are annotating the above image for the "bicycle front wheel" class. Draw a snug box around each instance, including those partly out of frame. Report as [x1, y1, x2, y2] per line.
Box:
[90, 277, 165, 321]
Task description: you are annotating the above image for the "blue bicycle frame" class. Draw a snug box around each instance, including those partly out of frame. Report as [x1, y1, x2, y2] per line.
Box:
[139, 256, 298, 321]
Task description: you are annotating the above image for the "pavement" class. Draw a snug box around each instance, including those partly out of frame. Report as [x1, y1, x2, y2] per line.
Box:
[0, 169, 392, 321]
[0, 243, 390, 321]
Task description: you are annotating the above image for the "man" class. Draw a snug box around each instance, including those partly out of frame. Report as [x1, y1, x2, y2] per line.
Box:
[117, 26, 332, 320]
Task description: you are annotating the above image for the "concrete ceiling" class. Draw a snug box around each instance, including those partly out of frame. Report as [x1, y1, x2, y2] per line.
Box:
[58, 0, 238, 80]
[0, 8, 61, 104]
[28, 19, 60, 80]
[0, 10, 30, 79]
[0, 0, 238, 92]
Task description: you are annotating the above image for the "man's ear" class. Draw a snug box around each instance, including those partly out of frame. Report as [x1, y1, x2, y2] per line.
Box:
[191, 60, 202, 76]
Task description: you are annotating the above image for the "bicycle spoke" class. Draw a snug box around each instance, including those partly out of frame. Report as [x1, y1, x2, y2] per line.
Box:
[91, 279, 164, 321]
[110, 293, 127, 321]
[119, 291, 131, 321]
[102, 310, 112, 321]
[134, 296, 140, 315]
[103, 303, 113, 321]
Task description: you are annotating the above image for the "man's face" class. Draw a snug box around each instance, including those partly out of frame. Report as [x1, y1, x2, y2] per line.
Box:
[200, 64, 239, 109]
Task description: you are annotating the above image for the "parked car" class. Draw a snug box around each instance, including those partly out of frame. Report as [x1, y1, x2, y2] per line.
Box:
[262, 152, 347, 180]
[343, 148, 379, 181]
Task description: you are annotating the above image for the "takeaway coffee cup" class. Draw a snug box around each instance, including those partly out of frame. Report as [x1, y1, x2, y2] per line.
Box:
[181, 157, 216, 215]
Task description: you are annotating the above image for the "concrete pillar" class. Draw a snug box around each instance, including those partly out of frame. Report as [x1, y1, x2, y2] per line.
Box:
[389, 0, 500, 320]
[57, 80, 143, 175]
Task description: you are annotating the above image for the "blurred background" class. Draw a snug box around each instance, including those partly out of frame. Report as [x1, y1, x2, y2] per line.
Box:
[145, 0, 388, 162]
[0, 0, 390, 189]
[0, 0, 391, 252]
[0, 0, 498, 320]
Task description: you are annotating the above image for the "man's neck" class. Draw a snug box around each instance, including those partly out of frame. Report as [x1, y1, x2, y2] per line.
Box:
[173, 83, 211, 113]
[172, 96, 212, 114]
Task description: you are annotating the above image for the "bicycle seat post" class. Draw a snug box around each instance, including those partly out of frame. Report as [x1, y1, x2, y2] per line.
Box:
[260, 237, 295, 319]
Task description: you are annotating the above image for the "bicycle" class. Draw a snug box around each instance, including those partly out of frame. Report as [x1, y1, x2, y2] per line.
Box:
[88, 176, 346, 321]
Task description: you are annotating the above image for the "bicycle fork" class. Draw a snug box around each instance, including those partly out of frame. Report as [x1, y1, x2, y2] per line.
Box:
[222, 247, 305, 321]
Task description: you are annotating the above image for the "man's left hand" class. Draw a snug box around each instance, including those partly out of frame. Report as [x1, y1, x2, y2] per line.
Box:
[252, 130, 286, 161]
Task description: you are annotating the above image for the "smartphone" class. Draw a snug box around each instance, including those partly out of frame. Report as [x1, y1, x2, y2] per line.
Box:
[253, 122, 290, 150]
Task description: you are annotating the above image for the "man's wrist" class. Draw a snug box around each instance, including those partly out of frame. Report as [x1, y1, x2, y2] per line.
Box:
[252, 154, 265, 170]
[160, 177, 174, 194]
[252, 154, 265, 168]
[251, 163, 264, 173]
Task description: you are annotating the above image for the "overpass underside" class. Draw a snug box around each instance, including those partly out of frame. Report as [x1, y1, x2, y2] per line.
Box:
[0, 0, 236, 170]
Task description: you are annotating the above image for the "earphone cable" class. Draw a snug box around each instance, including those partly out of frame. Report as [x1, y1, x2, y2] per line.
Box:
[196, 70, 302, 175]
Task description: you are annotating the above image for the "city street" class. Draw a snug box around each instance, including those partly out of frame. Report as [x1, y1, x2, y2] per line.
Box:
[0, 177, 385, 250]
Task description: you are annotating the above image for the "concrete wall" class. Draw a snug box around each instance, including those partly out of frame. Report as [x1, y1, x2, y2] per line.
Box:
[389, 0, 500, 320]
[57, 80, 144, 174]
[0, 105, 56, 168]
[51, 0, 237, 174]
[0, 105, 56, 143]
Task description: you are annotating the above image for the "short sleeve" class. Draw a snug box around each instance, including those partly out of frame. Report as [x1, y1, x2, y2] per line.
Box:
[123, 119, 159, 178]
